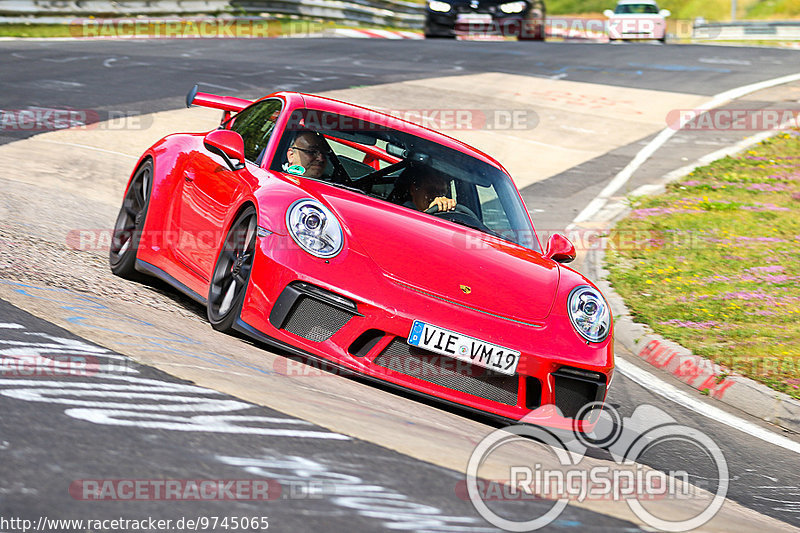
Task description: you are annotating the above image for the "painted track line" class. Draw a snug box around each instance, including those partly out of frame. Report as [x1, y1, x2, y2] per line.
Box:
[36, 138, 139, 159]
[616, 358, 800, 455]
[571, 72, 800, 447]
[570, 71, 800, 226]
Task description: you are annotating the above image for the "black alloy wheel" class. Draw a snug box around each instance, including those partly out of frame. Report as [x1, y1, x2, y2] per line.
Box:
[109, 159, 152, 280]
[207, 206, 258, 332]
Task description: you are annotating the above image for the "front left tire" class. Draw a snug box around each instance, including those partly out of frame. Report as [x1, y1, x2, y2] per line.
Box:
[207, 205, 258, 333]
[109, 159, 152, 280]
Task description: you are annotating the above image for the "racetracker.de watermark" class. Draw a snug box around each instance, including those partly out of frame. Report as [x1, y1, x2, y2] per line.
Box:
[378, 109, 538, 130]
[69, 479, 281, 501]
[69, 18, 324, 39]
[68, 228, 712, 253]
[0, 108, 151, 132]
[667, 109, 800, 131]
[459, 18, 709, 40]
[273, 353, 491, 379]
[0, 355, 100, 378]
[287, 108, 538, 131]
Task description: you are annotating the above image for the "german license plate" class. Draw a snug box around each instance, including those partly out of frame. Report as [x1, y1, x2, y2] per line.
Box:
[407, 320, 520, 375]
[456, 13, 492, 24]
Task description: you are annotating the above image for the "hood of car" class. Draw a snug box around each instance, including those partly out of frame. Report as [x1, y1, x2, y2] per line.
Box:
[322, 191, 560, 323]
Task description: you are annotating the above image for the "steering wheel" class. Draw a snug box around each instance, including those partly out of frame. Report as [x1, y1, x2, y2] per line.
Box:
[424, 203, 506, 238]
[424, 203, 479, 219]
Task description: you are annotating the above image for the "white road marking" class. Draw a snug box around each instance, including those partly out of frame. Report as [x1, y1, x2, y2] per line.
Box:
[616, 357, 800, 455]
[570, 72, 800, 225]
[571, 73, 800, 448]
[0, 323, 24, 329]
[629, 125, 788, 198]
[41, 56, 93, 64]
[699, 57, 752, 66]
[219, 454, 495, 531]
[35, 139, 138, 159]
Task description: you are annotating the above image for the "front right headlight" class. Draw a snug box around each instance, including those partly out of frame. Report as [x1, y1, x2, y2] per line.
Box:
[286, 199, 343, 258]
[568, 286, 611, 342]
[499, 0, 527, 13]
[429, 0, 452, 12]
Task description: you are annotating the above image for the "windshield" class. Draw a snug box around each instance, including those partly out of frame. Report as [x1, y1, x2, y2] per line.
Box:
[270, 109, 538, 251]
[615, 3, 659, 14]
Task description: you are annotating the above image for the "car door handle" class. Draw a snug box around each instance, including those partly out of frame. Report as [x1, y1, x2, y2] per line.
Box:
[184, 170, 195, 183]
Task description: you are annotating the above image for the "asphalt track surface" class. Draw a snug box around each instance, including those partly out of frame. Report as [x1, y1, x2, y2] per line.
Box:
[1, 38, 800, 531]
[0, 298, 642, 532]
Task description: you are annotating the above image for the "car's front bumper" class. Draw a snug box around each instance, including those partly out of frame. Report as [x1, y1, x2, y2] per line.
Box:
[425, 10, 543, 39]
[239, 232, 613, 432]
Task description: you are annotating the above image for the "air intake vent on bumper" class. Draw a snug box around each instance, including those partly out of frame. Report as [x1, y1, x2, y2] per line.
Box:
[269, 282, 359, 342]
[552, 367, 606, 419]
[374, 338, 518, 405]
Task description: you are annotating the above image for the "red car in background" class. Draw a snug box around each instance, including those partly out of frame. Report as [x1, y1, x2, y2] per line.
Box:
[109, 87, 613, 431]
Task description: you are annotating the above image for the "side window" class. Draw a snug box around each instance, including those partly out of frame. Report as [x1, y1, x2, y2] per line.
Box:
[229, 99, 282, 164]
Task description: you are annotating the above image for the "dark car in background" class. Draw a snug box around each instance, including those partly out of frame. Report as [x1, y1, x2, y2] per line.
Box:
[424, 0, 545, 40]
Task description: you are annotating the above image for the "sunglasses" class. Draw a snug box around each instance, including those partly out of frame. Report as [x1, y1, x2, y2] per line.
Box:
[291, 146, 328, 159]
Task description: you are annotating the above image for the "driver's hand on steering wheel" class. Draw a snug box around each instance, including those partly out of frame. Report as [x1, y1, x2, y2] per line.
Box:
[428, 197, 456, 212]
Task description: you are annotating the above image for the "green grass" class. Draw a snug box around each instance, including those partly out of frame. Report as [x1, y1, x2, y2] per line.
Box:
[0, 23, 76, 38]
[0, 18, 408, 39]
[605, 130, 800, 400]
[547, 0, 797, 20]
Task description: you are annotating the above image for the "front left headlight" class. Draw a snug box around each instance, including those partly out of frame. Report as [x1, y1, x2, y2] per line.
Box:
[286, 199, 343, 258]
[568, 286, 611, 342]
[499, 1, 526, 14]
[429, 0, 452, 12]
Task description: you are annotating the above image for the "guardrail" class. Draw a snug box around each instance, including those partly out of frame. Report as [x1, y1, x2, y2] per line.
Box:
[0, 1, 231, 16]
[694, 20, 800, 40]
[0, 0, 425, 28]
[232, 0, 423, 28]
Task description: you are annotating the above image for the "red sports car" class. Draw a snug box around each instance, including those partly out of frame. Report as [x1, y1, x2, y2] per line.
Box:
[110, 86, 613, 431]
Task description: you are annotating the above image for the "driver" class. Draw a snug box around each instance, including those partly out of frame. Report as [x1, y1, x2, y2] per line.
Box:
[405, 167, 456, 213]
[285, 129, 329, 179]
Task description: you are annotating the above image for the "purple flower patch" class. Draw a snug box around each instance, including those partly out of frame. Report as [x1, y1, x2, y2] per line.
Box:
[746, 183, 791, 192]
[659, 319, 726, 329]
[734, 236, 787, 242]
[752, 310, 779, 316]
[745, 265, 785, 274]
[630, 207, 681, 219]
[741, 203, 791, 212]
[719, 291, 767, 300]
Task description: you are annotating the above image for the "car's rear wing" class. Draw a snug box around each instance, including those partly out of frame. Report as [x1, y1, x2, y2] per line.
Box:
[186, 84, 252, 123]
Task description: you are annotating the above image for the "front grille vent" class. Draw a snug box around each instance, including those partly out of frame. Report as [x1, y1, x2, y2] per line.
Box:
[283, 298, 353, 342]
[552, 367, 606, 418]
[270, 282, 358, 342]
[373, 338, 518, 405]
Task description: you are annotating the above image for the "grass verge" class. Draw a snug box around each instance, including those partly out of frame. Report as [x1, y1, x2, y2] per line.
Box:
[605, 129, 800, 400]
[0, 18, 412, 39]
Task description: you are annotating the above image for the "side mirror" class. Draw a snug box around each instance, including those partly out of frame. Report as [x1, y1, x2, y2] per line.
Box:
[203, 129, 245, 171]
[603, 9, 614, 17]
[544, 234, 576, 264]
[659, 9, 671, 17]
